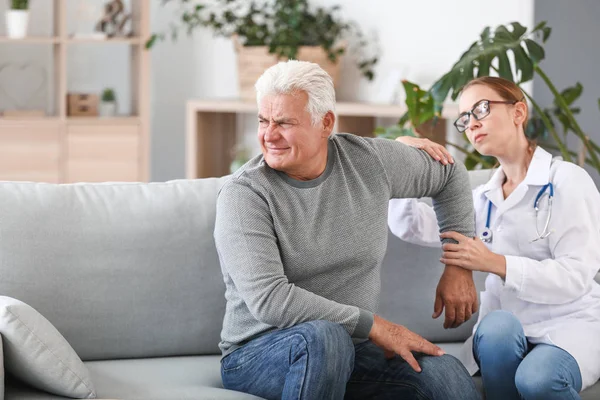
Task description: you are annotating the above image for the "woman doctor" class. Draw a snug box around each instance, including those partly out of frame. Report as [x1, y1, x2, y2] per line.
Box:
[389, 76, 600, 400]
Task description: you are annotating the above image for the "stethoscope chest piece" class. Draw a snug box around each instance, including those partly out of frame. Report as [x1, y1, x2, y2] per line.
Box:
[480, 227, 493, 243]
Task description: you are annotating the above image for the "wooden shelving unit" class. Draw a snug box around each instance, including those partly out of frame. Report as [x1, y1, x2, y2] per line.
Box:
[186, 100, 459, 179]
[0, 0, 149, 183]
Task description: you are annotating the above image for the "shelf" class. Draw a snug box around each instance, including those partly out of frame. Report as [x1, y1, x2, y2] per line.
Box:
[0, 37, 60, 44]
[66, 37, 142, 45]
[0, 117, 61, 124]
[67, 116, 140, 125]
[0, 1, 150, 183]
[0, 37, 142, 45]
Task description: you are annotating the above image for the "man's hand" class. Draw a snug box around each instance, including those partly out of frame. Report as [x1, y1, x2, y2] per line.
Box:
[433, 265, 478, 329]
[369, 314, 445, 372]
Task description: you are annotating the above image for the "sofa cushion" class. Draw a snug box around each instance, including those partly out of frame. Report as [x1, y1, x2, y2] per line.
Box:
[0, 297, 95, 399]
[0, 178, 229, 361]
[4, 356, 263, 400]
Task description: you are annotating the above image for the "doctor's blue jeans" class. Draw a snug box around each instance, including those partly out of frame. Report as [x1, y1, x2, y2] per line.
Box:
[473, 310, 582, 400]
[221, 320, 480, 400]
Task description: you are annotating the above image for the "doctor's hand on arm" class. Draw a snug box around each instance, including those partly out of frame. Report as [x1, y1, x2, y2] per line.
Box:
[369, 314, 445, 373]
[439, 231, 507, 279]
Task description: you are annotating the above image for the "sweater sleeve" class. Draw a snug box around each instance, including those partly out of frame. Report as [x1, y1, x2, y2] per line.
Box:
[371, 138, 475, 243]
[214, 179, 373, 339]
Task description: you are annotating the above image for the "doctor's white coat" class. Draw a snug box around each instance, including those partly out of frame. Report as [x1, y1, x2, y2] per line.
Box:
[388, 146, 600, 390]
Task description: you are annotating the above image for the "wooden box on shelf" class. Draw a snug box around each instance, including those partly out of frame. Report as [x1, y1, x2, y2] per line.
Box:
[67, 93, 99, 117]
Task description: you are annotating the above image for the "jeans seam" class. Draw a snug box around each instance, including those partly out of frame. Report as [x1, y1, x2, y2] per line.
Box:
[347, 379, 432, 400]
[290, 333, 308, 400]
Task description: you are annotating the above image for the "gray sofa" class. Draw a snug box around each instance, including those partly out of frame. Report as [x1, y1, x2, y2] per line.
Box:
[0, 170, 598, 399]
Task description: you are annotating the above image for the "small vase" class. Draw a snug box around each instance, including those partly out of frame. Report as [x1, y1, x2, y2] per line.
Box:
[6, 10, 29, 39]
[99, 101, 117, 117]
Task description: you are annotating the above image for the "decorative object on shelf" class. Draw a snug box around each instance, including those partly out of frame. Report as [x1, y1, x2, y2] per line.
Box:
[146, 0, 379, 100]
[6, 0, 29, 39]
[67, 93, 99, 117]
[0, 62, 47, 114]
[100, 88, 117, 117]
[376, 21, 600, 174]
[71, 2, 106, 40]
[95, 0, 132, 38]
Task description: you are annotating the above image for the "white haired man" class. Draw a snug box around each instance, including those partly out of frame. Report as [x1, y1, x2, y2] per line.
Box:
[214, 60, 481, 400]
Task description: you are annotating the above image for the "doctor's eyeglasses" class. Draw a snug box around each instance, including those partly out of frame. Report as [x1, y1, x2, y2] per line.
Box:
[453, 99, 520, 133]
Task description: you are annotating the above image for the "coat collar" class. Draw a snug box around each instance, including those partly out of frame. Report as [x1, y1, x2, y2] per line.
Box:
[480, 147, 554, 212]
[482, 146, 553, 193]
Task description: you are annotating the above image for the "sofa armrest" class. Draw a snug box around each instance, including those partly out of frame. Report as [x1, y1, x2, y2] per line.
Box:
[1, 333, 4, 400]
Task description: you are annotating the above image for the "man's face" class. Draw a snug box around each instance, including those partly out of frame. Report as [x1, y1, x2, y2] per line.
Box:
[257, 91, 332, 177]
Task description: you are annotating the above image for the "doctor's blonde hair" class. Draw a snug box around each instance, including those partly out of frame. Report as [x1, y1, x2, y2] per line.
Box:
[461, 76, 536, 151]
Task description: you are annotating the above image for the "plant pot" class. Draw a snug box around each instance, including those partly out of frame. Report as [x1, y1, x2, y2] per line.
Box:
[99, 101, 117, 117]
[234, 38, 341, 101]
[6, 10, 29, 39]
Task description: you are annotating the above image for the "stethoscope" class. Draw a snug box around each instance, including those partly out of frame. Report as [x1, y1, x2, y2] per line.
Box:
[480, 183, 554, 243]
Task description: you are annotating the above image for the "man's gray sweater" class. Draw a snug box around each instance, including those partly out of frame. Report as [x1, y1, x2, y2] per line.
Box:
[214, 133, 475, 355]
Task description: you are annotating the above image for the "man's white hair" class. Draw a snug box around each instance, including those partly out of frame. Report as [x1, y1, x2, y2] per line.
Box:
[255, 60, 336, 126]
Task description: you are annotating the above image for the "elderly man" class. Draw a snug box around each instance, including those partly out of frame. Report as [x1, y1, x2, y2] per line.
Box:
[214, 60, 481, 400]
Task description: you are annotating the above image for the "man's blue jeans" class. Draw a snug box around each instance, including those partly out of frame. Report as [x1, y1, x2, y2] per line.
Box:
[221, 320, 480, 400]
[473, 310, 582, 400]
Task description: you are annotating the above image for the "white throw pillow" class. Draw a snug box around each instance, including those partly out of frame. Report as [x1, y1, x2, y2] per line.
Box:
[0, 296, 96, 398]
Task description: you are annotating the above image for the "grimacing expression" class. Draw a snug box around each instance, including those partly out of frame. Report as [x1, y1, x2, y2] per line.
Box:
[258, 91, 332, 176]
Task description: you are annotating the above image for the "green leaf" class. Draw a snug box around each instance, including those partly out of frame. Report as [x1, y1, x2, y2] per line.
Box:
[510, 22, 528, 38]
[374, 125, 417, 139]
[542, 27, 552, 42]
[532, 21, 547, 32]
[430, 22, 543, 100]
[512, 45, 534, 83]
[598, 98, 600, 112]
[497, 52, 514, 81]
[557, 82, 583, 106]
[524, 39, 545, 63]
[146, 33, 158, 49]
[477, 55, 493, 77]
[399, 112, 410, 127]
[402, 80, 436, 127]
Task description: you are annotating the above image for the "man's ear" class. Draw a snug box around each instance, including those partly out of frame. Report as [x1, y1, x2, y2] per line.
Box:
[321, 111, 336, 137]
[514, 101, 528, 126]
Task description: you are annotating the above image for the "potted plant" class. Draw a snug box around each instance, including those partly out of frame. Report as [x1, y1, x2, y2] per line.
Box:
[6, 0, 29, 39]
[100, 88, 117, 117]
[146, 0, 379, 100]
[376, 21, 600, 174]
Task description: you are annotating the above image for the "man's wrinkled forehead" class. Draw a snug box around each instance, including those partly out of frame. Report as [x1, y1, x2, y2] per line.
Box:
[258, 93, 307, 120]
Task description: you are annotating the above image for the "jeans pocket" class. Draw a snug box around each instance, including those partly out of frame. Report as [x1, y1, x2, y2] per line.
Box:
[222, 342, 274, 372]
[221, 349, 251, 372]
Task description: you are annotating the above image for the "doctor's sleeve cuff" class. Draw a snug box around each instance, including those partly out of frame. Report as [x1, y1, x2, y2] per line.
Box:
[504, 255, 525, 293]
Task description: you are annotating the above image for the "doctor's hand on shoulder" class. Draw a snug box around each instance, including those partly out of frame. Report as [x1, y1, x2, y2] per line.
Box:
[395, 136, 454, 165]
[440, 231, 507, 279]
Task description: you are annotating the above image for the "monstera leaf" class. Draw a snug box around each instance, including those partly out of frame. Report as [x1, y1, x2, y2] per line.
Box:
[430, 21, 550, 104]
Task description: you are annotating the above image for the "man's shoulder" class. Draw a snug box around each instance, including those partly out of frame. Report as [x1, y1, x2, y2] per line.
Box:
[219, 155, 274, 200]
